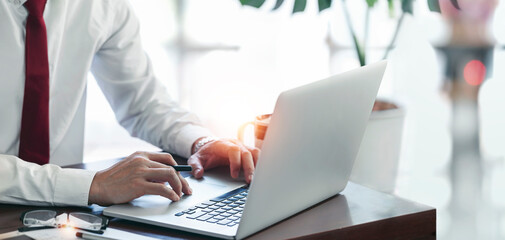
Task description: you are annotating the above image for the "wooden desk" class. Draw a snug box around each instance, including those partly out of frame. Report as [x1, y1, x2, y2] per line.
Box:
[0, 159, 436, 239]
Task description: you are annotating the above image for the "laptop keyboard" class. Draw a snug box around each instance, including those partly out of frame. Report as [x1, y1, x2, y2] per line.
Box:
[174, 186, 248, 227]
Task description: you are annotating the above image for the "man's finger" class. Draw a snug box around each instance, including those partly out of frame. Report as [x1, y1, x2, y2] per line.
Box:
[188, 155, 204, 179]
[144, 152, 177, 166]
[228, 146, 241, 179]
[178, 172, 192, 195]
[145, 157, 175, 169]
[241, 151, 255, 183]
[144, 167, 182, 197]
[143, 182, 180, 202]
[246, 146, 260, 166]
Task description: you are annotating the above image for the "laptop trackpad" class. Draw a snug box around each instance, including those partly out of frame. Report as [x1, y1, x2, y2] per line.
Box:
[107, 167, 246, 217]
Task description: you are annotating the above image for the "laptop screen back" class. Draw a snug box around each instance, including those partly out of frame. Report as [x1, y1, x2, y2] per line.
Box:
[236, 61, 387, 239]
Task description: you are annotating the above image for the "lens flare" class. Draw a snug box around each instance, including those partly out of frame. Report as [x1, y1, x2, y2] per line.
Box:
[62, 224, 76, 236]
[463, 60, 486, 86]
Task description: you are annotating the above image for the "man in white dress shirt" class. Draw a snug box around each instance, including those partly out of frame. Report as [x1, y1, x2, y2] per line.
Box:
[0, 0, 259, 206]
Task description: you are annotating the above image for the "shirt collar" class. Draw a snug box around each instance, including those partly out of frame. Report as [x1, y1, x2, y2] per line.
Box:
[8, 0, 29, 8]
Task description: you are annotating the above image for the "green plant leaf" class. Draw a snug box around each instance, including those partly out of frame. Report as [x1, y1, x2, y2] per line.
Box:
[293, 0, 307, 13]
[451, 0, 460, 9]
[427, 0, 441, 13]
[351, 34, 366, 66]
[401, 0, 414, 14]
[273, 0, 285, 10]
[318, 0, 332, 12]
[387, 0, 395, 17]
[240, 0, 266, 8]
[366, 0, 378, 8]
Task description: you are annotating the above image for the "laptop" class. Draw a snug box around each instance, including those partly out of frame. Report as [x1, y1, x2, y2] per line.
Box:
[103, 61, 387, 239]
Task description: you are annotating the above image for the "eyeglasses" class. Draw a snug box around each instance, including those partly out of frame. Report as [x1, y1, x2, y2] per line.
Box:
[19, 210, 109, 234]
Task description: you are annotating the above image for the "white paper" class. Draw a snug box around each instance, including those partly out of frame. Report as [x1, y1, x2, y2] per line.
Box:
[0, 227, 160, 240]
[24, 228, 78, 240]
[85, 228, 160, 240]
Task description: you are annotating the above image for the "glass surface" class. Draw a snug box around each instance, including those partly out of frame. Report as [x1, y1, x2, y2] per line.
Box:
[23, 210, 57, 226]
[69, 213, 104, 231]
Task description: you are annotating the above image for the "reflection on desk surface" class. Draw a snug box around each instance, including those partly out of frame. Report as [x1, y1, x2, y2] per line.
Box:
[248, 194, 351, 240]
[247, 182, 435, 240]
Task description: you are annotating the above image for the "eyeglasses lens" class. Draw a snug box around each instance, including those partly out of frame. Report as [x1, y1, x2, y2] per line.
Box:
[69, 213, 103, 230]
[23, 210, 57, 226]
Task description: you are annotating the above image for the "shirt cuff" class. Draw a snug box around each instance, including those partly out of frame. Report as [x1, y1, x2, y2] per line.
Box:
[53, 168, 97, 207]
[173, 124, 214, 158]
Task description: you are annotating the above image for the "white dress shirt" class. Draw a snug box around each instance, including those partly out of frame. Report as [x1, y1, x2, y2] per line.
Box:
[0, 0, 212, 206]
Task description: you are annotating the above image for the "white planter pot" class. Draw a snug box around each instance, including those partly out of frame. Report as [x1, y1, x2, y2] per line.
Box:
[350, 106, 405, 194]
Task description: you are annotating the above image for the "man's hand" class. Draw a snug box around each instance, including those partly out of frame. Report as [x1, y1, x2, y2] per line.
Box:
[188, 139, 260, 183]
[88, 152, 191, 206]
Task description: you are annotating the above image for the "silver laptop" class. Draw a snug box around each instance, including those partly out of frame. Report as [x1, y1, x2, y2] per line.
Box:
[103, 61, 387, 239]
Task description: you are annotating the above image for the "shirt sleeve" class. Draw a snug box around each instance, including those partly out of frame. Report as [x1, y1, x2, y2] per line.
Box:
[0, 154, 96, 206]
[90, 0, 212, 158]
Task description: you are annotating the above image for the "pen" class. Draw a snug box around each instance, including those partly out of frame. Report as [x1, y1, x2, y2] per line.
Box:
[170, 165, 192, 171]
[76, 232, 118, 240]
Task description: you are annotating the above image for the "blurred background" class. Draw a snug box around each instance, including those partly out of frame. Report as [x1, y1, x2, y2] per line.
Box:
[83, 0, 505, 239]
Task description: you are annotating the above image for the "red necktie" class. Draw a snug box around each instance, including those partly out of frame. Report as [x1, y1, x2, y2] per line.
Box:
[18, 0, 50, 165]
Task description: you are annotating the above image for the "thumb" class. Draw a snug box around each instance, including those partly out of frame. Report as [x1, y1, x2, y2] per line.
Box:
[187, 155, 204, 178]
